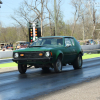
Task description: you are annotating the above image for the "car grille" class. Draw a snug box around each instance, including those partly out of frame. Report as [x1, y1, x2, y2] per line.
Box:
[19, 51, 45, 58]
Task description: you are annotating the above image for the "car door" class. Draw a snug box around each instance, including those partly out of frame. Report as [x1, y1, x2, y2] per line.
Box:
[63, 38, 73, 63]
[69, 38, 77, 62]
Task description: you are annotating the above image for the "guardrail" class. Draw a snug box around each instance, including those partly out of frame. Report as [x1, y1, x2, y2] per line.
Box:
[0, 45, 100, 59]
[81, 44, 100, 50]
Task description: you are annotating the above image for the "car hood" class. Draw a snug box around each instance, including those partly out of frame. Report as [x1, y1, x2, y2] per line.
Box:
[14, 46, 56, 52]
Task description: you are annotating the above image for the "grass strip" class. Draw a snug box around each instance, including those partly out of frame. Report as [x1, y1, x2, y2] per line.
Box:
[82, 53, 100, 59]
[0, 62, 17, 68]
[0, 53, 100, 68]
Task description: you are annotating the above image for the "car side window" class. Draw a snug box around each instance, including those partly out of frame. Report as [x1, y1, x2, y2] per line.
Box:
[65, 38, 72, 47]
[70, 38, 75, 46]
[51, 39, 57, 45]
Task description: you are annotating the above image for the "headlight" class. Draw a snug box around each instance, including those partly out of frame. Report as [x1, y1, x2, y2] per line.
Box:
[14, 53, 19, 58]
[45, 52, 50, 57]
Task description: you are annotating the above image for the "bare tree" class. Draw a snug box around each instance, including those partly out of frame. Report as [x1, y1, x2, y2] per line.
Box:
[12, 0, 52, 37]
[83, 0, 97, 39]
[11, 16, 28, 41]
[71, 0, 82, 36]
[71, 0, 98, 40]
[45, 0, 63, 36]
[21, 0, 48, 36]
[11, 0, 63, 38]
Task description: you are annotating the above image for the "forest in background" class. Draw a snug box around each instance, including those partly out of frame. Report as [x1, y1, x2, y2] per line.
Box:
[0, 0, 100, 43]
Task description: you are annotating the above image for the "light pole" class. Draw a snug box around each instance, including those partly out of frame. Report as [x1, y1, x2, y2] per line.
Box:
[54, 0, 57, 36]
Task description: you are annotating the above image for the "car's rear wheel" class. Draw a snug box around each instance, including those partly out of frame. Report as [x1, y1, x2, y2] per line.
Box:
[73, 54, 82, 69]
[54, 57, 62, 73]
[18, 64, 27, 74]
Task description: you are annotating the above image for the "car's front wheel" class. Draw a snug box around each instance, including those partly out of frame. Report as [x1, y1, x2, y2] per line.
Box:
[73, 54, 82, 69]
[18, 64, 27, 74]
[54, 57, 62, 73]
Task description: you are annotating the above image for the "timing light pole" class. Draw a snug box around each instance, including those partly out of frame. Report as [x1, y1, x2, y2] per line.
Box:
[54, 0, 57, 36]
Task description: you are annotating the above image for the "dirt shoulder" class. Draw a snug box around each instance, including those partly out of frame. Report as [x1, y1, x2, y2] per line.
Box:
[0, 66, 17, 73]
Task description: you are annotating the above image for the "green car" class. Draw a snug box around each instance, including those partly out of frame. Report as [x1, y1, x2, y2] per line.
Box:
[12, 36, 83, 74]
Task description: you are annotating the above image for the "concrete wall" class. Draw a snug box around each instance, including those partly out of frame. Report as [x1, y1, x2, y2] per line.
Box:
[81, 44, 100, 50]
[0, 51, 13, 59]
[0, 45, 100, 59]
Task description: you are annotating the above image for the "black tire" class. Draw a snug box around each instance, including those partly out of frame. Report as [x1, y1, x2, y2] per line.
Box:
[54, 57, 62, 73]
[42, 67, 49, 71]
[73, 54, 82, 70]
[18, 64, 27, 74]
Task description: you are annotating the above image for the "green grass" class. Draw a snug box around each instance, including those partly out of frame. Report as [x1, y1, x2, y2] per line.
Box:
[82, 53, 100, 59]
[0, 62, 17, 68]
[0, 53, 100, 68]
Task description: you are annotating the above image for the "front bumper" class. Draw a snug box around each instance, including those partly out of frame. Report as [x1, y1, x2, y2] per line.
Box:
[12, 57, 53, 64]
[12, 57, 52, 61]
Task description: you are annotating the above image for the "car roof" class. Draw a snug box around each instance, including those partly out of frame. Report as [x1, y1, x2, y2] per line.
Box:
[40, 36, 74, 38]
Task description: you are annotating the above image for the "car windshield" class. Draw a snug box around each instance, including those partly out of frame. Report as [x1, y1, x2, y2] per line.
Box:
[30, 37, 63, 47]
